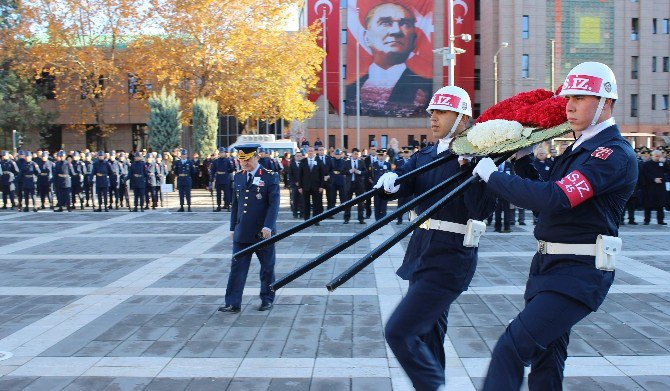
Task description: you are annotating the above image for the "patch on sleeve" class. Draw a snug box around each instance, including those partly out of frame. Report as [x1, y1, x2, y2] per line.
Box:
[591, 147, 613, 160]
[555, 170, 594, 208]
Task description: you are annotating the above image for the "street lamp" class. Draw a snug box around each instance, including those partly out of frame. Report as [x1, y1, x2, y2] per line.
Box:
[493, 42, 509, 104]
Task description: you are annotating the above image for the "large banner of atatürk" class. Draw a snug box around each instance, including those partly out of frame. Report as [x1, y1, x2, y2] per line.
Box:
[345, 0, 434, 117]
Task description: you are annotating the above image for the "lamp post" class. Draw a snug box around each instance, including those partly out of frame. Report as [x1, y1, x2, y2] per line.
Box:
[434, 0, 471, 85]
[493, 42, 509, 104]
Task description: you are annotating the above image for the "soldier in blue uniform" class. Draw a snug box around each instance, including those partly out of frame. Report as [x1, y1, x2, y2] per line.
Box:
[1, 150, 19, 209]
[394, 147, 413, 224]
[19, 151, 41, 212]
[117, 152, 131, 209]
[108, 152, 122, 209]
[53, 151, 75, 212]
[210, 147, 235, 211]
[372, 149, 391, 221]
[130, 152, 148, 212]
[473, 62, 638, 391]
[173, 149, 196, 212]
[36, 152, 54, 209]
[145, 154, 159, 209]
[15, 150, 27, 209]
[91, 151, 112, 212]
[328, 149, 348, 214]
[375, 86, 496, 391]
[219, 144, 280, 313]
[70, 152, 86, 210]
[82, 152, 96, 208]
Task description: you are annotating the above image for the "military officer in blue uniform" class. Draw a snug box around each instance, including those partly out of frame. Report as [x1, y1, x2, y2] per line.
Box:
[129, 152, 148, 212]
[473, 62, 638, 391]
[70, 152, 86, 210]
[173, 149, 196, 212]
[394, 147, 413, 224]
[53, 150, 75, 212]
[372, 149, 391, 221]
[36, 152, 54, 209]
[375, 86, 496, 391]
[15, 150, 27, 209]
[328, 149, 348, 213]
[145, 154, 159, 209]
[117, 152, 131, 209]
[1, 150, 19, 209]
[108, 152, 122, 209]
[18, 151, 41, 212]
[219, 144, 280, 313]
[82, 152, 95, 208]
[210, 147, 235, 211]
[92, 151, 112, 212]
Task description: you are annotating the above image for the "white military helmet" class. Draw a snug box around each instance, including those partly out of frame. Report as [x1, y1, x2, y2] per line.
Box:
[426, 85, 472, 116]
[559, 62, 617, 126]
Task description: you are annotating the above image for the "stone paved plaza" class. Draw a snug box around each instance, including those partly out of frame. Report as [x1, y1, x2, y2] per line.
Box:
[0, 189, 669, 390]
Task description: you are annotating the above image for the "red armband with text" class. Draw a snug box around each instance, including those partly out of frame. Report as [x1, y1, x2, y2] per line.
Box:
[555, 170, 594, 208]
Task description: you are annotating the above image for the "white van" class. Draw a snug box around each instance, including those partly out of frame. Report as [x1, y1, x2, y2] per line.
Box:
[229, 135, 298, 156]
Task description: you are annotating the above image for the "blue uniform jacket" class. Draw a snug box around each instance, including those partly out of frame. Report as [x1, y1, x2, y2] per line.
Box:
[54, 161, 75, 189]
[173, 159, 196, 188]
[393, 147, 497, 289]
[210, 157, 234, 187]
[329, 158, 347, 188]
[1, 160, 19, 188]
[129, 161, 148, 189]
[230, 165, 280, 244]
[36, 160, 53, 189]
[71, 161, 85, 192]
[83, 161, 94, 185]
[19, 161, 41, 190]
[487, 124, 637, 310]
[372, 159, 391, 182]
[532, 158, 554, 181]
[92, 160, 112, 188]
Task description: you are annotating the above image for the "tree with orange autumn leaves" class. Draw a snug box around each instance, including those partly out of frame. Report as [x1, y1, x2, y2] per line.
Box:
[9, 0, 324, 138]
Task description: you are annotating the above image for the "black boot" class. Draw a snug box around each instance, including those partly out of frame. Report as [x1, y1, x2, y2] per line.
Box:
[133, 207, 138, 212]
[216, 206, 222, 212]
[178, 206, 184, 212]
[187, 206, 192, 212]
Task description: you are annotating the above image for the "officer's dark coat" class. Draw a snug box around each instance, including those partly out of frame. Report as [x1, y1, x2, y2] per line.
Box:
[329, 158, 347, 189]
[640, 160, 668, 208]
[394, 147, 496, 290]
[146, 162, 158, 187]
[173, 159, 196, 189]
[1, 159, 19, 191]
[129, 161, 148, 189]
[532, 158, 554, 181]
[19, 161, 41, 191]
[210, 157, 234, 188]
[54, 161, 75, 189]
[36, 159, 53, 190]
[230, 165, 280, 243]
[92, 159, 112, 188]
[487, 124, 637, 310]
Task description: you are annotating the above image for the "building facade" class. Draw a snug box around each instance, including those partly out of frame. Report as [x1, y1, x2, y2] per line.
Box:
[302, 0, 670, 150]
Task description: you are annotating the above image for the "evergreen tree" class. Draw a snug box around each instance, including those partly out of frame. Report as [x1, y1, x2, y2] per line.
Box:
[192, 97, 218, 158]
[0, 69, 56, 149]
[147, 87, 182, 153]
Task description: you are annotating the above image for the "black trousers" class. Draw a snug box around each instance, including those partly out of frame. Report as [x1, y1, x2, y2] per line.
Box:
[644, 207, 665, 223]
[495, 198, 511, 231]
[344, 181, 364, 222]
[302, 188, 323, 220]
[97, 187, 108, 208]
[133, 187, 146, 208]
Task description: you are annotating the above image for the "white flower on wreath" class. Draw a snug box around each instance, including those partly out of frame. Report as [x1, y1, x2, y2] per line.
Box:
[467, 120, 523, 150]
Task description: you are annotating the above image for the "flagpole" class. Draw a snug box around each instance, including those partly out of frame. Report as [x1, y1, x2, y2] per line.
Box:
[322, 9, 328, 149]
[339, 9, 344, 149]
[356, 40, 360, 149]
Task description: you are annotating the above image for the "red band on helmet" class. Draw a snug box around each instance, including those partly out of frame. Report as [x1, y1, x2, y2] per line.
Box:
[430, 93, 461, 109]
[563, 75, 603, 93]
[555, 170, 594, 208]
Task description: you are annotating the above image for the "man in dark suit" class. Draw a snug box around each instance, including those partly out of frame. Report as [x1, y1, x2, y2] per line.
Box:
[297, 147, 325, 224]
[316, 147, 333, 210]
[289, 150, 304, 218]
[342, 148, 367, 224]
[344, 2, 432, 117]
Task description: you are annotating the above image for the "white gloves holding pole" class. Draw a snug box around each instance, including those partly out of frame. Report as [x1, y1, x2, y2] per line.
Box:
[374, 172, 400, 193]
[472, 158, 497, 182]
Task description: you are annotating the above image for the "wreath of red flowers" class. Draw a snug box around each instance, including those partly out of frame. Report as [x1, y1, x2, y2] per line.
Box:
[476, 87, 567, 129]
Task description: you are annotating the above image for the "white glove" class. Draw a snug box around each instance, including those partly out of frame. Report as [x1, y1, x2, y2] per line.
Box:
[374, 172, 400, 193]
[472, 158, 497, 182]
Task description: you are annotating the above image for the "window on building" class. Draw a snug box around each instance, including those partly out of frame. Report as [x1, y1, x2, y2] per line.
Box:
[631, 94, 638, 117]
[652, 94, 657, 110]
[81, 74, 105, 99]
[474, 68, 481, 90]
[127, 73, 152, 98]
[664, 19, 670, 34]
[474, 103, 481, 118]
[522, 15, 529, 39]
[475, 0, 480, 21]
[381, 135, 388, 149]
[341, 65, 346, 79]
[35, 69, 56, 100]
[664, 57, 670, 72]
[407, 135, 416, 147]
[653, 18, 658, 34]
[521, 54, 529, 78]
[341, 0, 347, 8]
[663, 95, 669, 111]
[653, 56, 657, 72]
[631, 18, 639, 40]
[631, 56, 639, 79]
[474, 34, 480, 55]
[341, 29, 347, 44]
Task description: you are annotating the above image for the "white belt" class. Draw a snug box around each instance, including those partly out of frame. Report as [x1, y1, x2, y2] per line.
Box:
[536, 240, 596, 256]
[419, 219, 467, 235]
